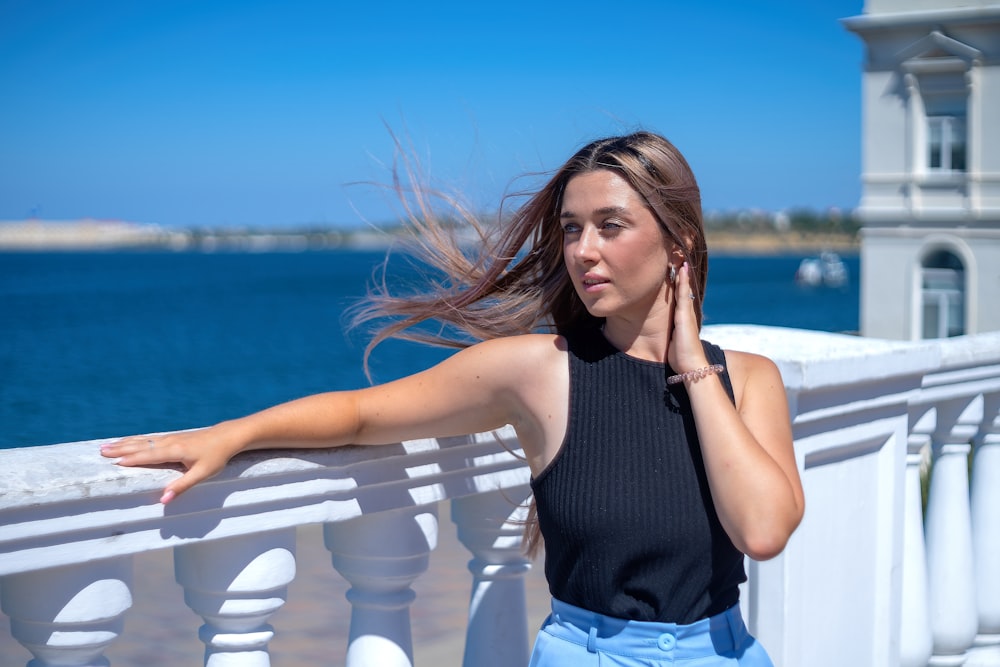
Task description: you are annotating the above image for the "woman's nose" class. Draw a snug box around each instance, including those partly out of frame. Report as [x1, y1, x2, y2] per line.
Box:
[574, 227, 599, 261]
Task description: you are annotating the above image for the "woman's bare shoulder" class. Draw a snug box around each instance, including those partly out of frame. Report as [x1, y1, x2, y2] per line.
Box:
[722, 348, 780, 375]
[473, 332, 566, 356]
[721, 348, 786, 407]
[725, 350, 782, 387]
[466, 333, 568, 376]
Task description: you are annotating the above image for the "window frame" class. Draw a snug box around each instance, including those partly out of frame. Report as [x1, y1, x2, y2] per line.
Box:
[926, 114, 967, 173]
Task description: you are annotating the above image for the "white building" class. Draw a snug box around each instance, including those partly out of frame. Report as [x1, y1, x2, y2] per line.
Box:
[843, 1, 1000, 340]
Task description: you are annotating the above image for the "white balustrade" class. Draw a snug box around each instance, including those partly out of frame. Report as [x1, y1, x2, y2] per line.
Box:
[325, 507, 438, 666]
[705, 325, 938, 667]
[0, 428, 531, 666]
[969, 392, 1000, 667]
[452, 487, 534, 667]
[900, 428, 934, 667]
[1, 558, 133, 667]
[918, 339, 1000, 667]
[175, 529, 297, 666]
[2, 326, 1000, 667]
[925, 398, 979, 665]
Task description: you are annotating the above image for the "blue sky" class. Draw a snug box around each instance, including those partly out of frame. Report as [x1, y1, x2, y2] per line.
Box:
[0, 0, 866, 229]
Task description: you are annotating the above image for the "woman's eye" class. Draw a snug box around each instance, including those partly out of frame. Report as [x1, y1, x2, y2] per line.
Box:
[561, 223, 580, 234]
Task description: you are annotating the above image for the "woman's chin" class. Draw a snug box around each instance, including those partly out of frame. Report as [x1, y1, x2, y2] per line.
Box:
[582, 303, 614, 319]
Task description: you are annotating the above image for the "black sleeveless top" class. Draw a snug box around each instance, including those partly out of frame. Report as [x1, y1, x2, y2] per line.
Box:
[530, 326, 746, 624]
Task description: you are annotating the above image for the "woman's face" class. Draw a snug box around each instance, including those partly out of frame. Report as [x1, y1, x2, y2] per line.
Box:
[560, 169, 674, 323]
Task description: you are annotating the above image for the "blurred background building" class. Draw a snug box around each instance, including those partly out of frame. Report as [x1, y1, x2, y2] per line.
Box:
[844, 0, 1000, 340]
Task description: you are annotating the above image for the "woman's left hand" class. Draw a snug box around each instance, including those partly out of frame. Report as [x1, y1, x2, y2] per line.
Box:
[667, 262, 707, 373]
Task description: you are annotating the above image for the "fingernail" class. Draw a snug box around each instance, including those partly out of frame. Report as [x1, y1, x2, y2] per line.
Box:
[160, 489, 176, 504]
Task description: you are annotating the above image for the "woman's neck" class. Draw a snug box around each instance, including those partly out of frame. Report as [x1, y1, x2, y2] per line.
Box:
[601, 315, 672, 363]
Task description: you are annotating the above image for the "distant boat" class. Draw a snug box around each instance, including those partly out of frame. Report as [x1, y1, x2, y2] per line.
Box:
[796, 251, 848, 287]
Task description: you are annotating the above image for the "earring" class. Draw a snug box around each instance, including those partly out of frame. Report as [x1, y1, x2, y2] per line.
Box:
[669, 265, 677, 284]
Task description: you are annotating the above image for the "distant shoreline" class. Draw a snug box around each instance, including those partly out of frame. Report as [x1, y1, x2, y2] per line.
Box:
[0, 219, 859, 255]
[707, 231, 859, 255]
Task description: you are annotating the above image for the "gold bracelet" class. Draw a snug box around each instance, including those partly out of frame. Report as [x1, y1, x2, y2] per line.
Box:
[666, 364, 724, 385]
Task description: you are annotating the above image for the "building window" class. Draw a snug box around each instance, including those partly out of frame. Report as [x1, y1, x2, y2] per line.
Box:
[921, 249, 965, 338]
[927, 115, 966, 172]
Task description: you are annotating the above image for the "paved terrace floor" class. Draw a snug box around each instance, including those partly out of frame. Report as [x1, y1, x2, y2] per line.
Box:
[0, 502, 553, 667]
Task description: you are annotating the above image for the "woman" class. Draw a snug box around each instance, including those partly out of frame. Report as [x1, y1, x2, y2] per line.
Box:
[102, 131, 804, 665]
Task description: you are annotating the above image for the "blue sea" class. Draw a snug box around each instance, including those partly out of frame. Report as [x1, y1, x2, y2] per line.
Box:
[0, 250, 859, 449]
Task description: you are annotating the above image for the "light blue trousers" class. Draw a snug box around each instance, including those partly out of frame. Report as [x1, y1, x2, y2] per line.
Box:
[529, 599, 774, 666]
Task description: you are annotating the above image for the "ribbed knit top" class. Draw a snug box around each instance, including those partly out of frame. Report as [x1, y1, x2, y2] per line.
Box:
[530, 326, 746, 624]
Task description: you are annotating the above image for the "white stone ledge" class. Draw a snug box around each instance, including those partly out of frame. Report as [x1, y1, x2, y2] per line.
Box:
[703, 324, 940, 390]
[935, 331, 1000, 368]
[0, 427, 528, 577]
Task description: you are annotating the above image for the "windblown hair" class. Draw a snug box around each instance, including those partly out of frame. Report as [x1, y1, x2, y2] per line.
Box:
[353, 131, 707, 361]
[351, 131, 708, 556]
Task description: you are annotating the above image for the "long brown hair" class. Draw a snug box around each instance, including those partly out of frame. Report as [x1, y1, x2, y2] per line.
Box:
[351, 131, 708, 555]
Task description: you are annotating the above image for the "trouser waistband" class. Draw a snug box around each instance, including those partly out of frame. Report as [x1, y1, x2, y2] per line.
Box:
[545, 599, 750, 659]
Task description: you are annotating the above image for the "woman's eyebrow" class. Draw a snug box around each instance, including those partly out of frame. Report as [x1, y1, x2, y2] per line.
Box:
[560, 205, 627, 219]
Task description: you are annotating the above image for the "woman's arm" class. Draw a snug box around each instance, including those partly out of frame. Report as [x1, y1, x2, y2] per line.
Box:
[688, 351, 804, 561]
[101, 334, 560, 503]
[668, 263, 804, 561]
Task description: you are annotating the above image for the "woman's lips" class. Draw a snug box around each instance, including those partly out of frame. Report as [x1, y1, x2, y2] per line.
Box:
[581, 274, 609, 292]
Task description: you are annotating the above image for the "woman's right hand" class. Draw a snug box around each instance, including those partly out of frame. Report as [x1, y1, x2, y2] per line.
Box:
[100, 421, 249, 504]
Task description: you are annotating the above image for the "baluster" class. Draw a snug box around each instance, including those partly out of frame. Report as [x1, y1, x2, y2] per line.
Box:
[968, 393, 1000, 667]
[325, 506, 438, 667]
[901, 425, 934, 667]
[0, 557, 132, 667]
[452, 488, 533, 667]
[174, 529, 297, 667]
[926, 399, 979, 666]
